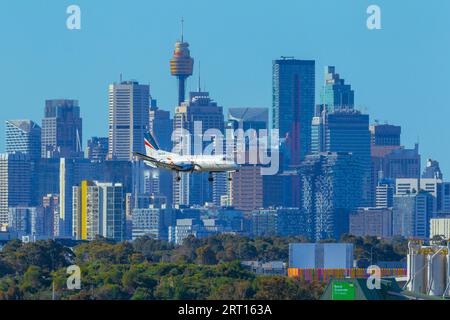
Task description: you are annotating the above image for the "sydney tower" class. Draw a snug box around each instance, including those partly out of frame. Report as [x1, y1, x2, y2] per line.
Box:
[170, 19, 194, 105]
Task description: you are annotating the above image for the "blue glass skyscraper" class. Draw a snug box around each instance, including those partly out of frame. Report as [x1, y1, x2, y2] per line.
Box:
[272, 58, 315, 165]
[272, 58, 315, 208]
[320, 66, 354, 112]
[311, 109, 371, 206]
[5, 120, 41, 161]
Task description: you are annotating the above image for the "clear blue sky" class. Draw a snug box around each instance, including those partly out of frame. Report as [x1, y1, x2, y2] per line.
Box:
[0, 0, 449, 173]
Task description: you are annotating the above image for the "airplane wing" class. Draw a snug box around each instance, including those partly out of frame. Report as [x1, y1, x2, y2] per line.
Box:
[133, 152, 190, 171]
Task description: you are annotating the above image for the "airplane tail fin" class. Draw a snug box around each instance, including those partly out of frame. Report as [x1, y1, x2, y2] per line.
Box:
[144, 131, 161, 158]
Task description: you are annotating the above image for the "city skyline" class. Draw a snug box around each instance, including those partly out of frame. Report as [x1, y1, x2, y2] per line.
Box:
[1, 0, 450, 173]
[1, 1, 450, 303]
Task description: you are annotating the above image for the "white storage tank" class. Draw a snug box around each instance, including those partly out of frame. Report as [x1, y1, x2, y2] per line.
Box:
[407, 242, 427, 294]
[446, 243, 450, 297]
[427, 251, 447, 296]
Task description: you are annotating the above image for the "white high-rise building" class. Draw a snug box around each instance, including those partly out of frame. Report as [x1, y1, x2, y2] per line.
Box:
[72, 181, 125, 241]
[108, 81, 150, 161]
[396, 178, 443, 212]
[376, 183, 394, 208]
[395, 178, 420, 195]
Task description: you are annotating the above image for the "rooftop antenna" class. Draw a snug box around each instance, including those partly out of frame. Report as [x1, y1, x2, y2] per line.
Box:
[76, 129, 82, 153]
[120, 73, 123, 83]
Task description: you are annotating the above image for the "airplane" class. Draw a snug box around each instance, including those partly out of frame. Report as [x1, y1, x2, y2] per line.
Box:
[133, 131, 240, 182]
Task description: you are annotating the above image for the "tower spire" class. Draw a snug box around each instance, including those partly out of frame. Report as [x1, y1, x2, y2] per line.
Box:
[171, 18, 194, 105]
[198, 61, 201, 92]
[181, 17, 184, 42]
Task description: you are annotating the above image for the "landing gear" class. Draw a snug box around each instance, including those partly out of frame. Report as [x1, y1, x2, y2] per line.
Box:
[176, 172, 181, 182]
[227, 172, 233, 181]
[208, 172, 214, 182]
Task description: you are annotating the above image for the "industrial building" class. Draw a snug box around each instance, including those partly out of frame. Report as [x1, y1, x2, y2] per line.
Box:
[288, 242, 406, 282]
[289, 243, 354, 269]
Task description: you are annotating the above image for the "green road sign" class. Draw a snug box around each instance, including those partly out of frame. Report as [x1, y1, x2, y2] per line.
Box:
[332, 282, 355, 300]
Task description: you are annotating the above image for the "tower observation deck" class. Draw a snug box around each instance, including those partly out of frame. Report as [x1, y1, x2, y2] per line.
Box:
[170, 19, 194, 105]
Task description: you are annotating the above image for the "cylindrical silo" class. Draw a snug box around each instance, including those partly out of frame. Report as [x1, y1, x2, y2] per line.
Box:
[446, 243, 450, 297]
[407, 242, 427, 294]
[427, 250, 447, 296]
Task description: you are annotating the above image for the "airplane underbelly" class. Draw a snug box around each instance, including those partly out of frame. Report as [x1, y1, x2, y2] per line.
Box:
[195, 162, 218, 172]
[144, 160, 157, 168]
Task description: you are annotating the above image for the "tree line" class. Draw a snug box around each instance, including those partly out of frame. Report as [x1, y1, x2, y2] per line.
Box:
[0, 234, 407, 300]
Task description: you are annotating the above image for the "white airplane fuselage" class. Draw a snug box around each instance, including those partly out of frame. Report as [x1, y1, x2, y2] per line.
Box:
[137, 131, 240, 175]
[144, 151, 239, 173]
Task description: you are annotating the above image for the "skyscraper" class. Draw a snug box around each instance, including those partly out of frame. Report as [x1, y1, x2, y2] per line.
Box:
[227, 107, 268, 211]
[273, 58, 315, 208]
[173, 91, 224, 206]
[422, 159, 443, 179]
[311, 109, 371, 206]
[131, 207, 176, 241]
[0, 153, 32, 225]
[273, 58, 315, 165]
[149, 102, 173, 205]
[41, 99, 83, 159]
[349, 207, 393, 238]
[149, 102, 173, 151]
[370, 123, 402, 206]
[370, 124, 401, 147]
[227, 107, 269, 132]
[5, 120, 41, 160]
[85, 137, 109, 162]
[320, 66, 354, 111]
[230, 164, 263, 212]
[251, 208, 304, 237]
[33, 158, 60, 207]
[393, 190, 432, 239]
[395, 177, 443, 212]
[42, 194, 59, 238]
[300, 152, 363, 241]
[108, 80, 150, 161]
[72, 181, 125, 241]
[170, 20, 194, 105]
[59, 158, 95, 238]
[8, 206, 45, 239]
[370, 123, 419, 180]
[376, 178, 395, 208]
[382, 144, 421, 179]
